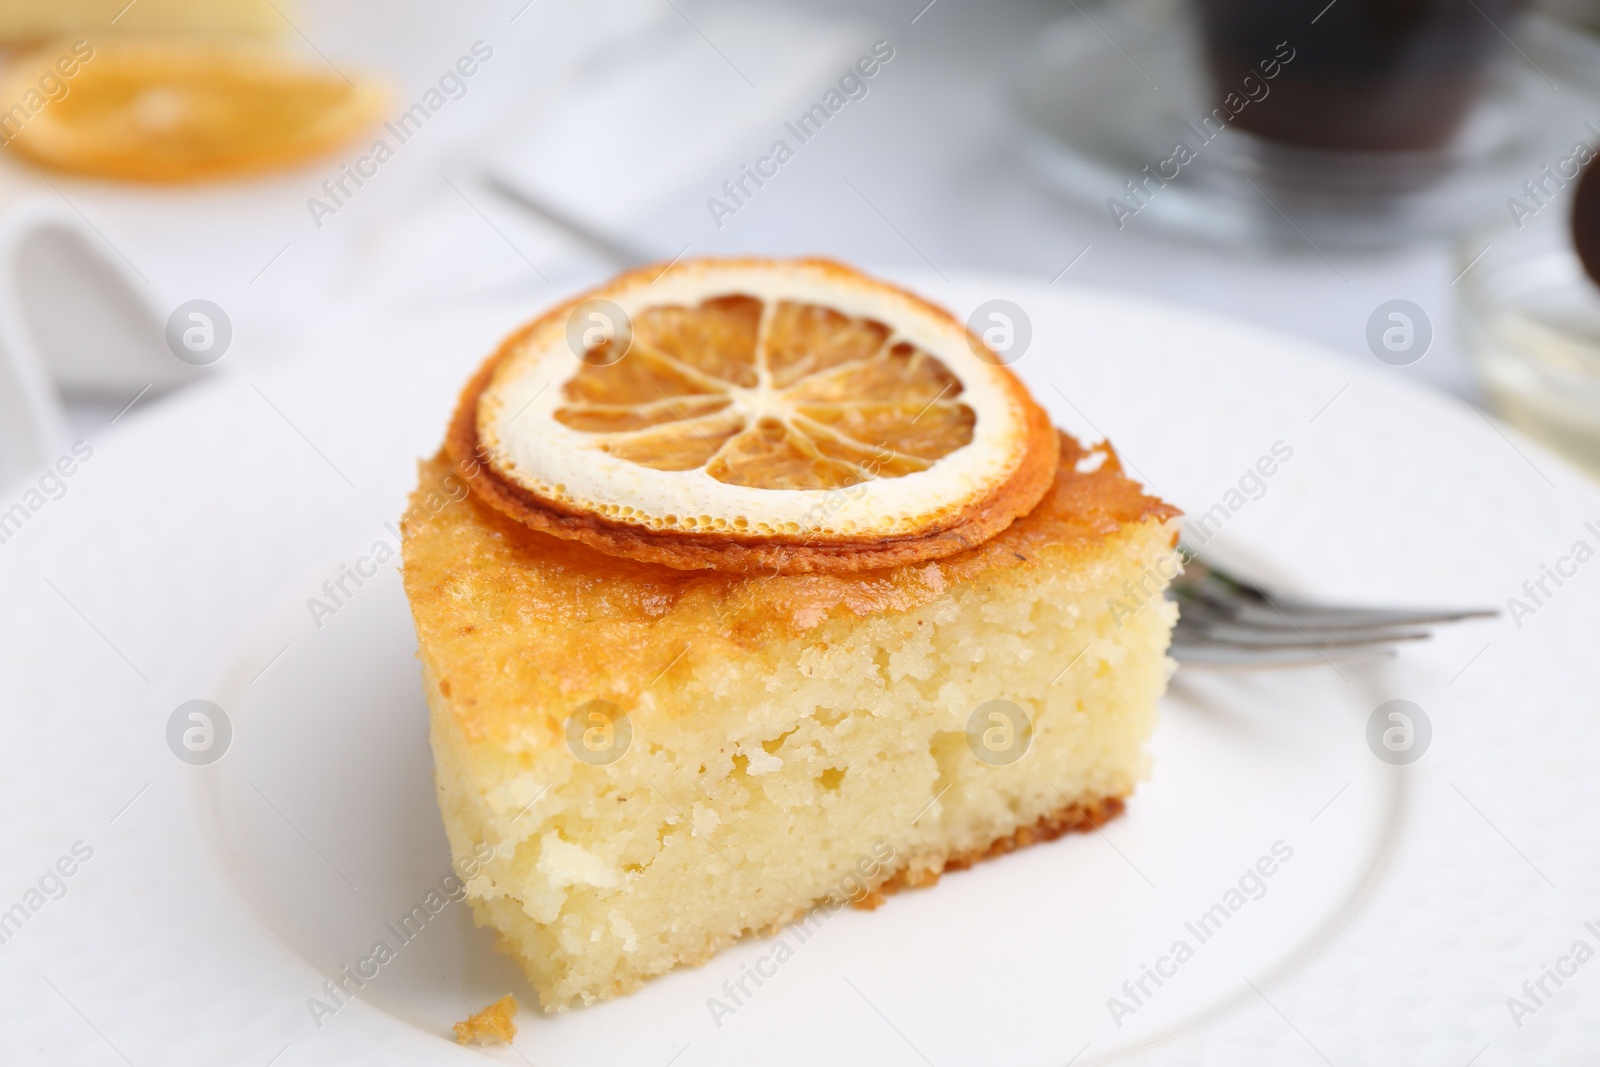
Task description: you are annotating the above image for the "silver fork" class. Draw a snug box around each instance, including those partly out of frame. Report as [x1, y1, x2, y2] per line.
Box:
[1170, 547, 1497, 668]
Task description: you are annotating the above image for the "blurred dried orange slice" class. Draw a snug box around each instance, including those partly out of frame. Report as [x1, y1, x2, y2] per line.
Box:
[0, 37, 386, 181]
[450, 258, 1059, 574]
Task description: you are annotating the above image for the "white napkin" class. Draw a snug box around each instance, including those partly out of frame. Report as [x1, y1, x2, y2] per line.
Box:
[482, 2, 871, 258]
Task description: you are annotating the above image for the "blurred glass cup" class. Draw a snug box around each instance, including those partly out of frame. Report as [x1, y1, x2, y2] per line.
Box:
[1017, 0, 1592, 247]
[1457, 179, 1600, 478]
[1195, 0, 1518, 153]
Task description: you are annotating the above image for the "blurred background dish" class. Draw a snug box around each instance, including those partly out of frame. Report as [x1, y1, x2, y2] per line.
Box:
[1018, 2, 1600, 249]
[1456, 163, 1600, 475]
[1195, 0, 1513, 153]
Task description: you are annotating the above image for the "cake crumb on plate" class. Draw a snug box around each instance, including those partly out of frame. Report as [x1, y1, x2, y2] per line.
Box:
[452, 994, 518, 1045]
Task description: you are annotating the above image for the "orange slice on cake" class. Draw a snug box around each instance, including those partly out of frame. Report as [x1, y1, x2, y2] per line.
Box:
[0, 37, 386, 181]
[449, 258, 1059, 574]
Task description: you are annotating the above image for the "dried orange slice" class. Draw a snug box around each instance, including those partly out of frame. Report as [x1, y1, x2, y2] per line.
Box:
[449, 258, 1058, 574]
[0, 37, 386, 182]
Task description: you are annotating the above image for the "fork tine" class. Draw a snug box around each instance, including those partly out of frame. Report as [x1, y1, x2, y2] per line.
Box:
[1172, 591, 1440, 640]
[1176, 591, 1490, 633]
[1171, 640, 1398, 668]
[1177, 619, 1433, 649]
[1227, 599, 1495, 629]
[1173, 550, 1498, 629]
[1168, 544, 1496, 669]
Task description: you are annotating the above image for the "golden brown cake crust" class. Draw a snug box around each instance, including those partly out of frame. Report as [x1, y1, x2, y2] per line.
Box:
[444, 257, 1061, 575]
[855, 796, 1126, 909]
[402, 430, 1177, 746]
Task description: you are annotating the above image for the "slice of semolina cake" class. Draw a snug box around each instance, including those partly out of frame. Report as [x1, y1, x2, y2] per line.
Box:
[402, 431, 1180, 1010]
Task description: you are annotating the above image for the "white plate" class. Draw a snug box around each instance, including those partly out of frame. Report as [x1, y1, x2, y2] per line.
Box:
[3, 274, 1598, 1066]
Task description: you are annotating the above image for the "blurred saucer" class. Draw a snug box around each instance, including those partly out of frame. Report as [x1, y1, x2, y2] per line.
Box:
[1017, 8, 1600, 248]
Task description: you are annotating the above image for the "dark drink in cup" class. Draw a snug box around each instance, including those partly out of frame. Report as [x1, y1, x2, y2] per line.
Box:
[1196, 0, 1518, 152]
